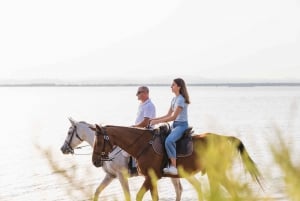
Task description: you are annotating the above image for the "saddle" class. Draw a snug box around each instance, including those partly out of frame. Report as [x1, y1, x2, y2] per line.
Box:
[151, 123, 194, 157]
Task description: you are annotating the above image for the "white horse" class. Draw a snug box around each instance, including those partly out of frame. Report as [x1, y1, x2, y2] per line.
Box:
[61, 118, 183, 201]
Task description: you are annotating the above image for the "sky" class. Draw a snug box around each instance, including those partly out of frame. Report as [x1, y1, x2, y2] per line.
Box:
[0, 0, 300, 83]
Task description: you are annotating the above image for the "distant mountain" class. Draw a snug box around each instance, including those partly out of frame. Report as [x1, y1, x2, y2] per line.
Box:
[1, 77, 300, 87]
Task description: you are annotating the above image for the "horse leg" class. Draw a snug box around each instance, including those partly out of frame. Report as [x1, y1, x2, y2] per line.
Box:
[93, 173, 114, 201]
[170, 178, 182, 201]
[185, 175, 204, 201]
[136, 176, 159, 201]
[116, 172, 131, 201]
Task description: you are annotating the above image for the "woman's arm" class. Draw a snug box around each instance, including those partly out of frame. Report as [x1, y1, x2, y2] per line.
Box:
[151, 107, 172, 121]
[151, 106, 182, 125]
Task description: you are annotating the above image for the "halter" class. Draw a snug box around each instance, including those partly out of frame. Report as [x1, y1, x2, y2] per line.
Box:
[63, 125, 84, 154]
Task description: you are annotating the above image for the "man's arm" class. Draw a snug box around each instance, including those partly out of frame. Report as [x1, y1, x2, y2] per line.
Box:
[133, 117, 151, 128]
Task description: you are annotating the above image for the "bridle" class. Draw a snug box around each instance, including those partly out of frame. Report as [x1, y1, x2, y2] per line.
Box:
[63, 125, 84, 154]
[94, 126, 115, 162]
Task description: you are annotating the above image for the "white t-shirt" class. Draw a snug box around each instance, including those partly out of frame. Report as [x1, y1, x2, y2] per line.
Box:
[171, 94, 188, 122]
[135, 99, 156, 124]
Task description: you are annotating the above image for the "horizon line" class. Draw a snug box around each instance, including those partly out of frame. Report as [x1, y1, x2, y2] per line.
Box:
[1, 82, 300, 87]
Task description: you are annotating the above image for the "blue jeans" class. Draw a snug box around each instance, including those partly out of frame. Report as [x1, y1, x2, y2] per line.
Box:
[165, 121, 188, 159]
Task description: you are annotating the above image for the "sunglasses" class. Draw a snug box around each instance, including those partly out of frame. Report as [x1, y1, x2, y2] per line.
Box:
[136, 91, 145, 95]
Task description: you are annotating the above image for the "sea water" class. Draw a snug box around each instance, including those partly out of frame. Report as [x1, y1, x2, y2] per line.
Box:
[0, 86, 299, 201]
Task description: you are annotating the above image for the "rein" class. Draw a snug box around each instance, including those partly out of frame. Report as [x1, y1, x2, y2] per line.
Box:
[74, 145, 122, 157]
[132, 130, 153, 159]
[73, 145, 91, 155]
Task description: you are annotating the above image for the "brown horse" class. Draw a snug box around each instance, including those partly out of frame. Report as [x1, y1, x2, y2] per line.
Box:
[92, 124, 263, 201]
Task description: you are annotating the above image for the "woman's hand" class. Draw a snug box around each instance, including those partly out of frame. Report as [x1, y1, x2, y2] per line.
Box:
[149, 119, 159, 126]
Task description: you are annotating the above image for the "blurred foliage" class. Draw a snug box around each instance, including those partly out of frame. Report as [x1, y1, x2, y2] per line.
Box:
[35, 143, 94, 200]
[270, 129, 300, 201]
[38, 131, 300, 201]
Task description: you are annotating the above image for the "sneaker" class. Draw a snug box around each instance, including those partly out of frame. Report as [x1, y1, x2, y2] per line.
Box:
[163, 167, 169, 172]
[163, 166, 178, 175]
[163, 164, 170, 173]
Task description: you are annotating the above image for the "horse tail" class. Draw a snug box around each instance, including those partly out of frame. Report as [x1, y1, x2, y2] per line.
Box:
[228, 136, 264, 190]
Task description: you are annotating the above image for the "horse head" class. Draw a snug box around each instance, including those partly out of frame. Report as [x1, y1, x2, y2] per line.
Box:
[60, 117, 84, 154]
[91, 124, 114, 167]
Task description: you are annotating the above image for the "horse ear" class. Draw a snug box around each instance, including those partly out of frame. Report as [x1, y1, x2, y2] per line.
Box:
[68, 117, 76, 125]
[95, 124, 101, 132]
[89, 125, 96, 131]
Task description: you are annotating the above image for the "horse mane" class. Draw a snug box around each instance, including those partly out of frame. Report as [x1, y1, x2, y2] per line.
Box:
[103, 125, 154, 136]
[78, 121, 108, 129]
[78, 121, 95, 128]
[105, 125, 149, 130]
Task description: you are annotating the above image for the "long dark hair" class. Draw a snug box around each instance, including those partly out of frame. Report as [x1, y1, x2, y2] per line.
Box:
[174, 78, 190, 104]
